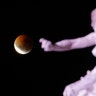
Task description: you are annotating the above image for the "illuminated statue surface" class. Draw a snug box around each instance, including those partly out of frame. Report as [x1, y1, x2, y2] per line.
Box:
[39, 8, 96, 96]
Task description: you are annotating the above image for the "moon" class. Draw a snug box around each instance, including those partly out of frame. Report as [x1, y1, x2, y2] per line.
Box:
[14, 34, 33, 54]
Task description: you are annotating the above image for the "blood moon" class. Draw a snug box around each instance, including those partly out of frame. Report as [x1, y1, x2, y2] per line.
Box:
[14, 34, 33, 54]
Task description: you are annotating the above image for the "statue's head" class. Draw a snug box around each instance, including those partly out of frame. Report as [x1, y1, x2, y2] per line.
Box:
[91, 8, 96, 31]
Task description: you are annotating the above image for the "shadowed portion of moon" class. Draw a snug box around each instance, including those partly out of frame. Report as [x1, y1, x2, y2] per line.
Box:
[14, 34, 33, 54]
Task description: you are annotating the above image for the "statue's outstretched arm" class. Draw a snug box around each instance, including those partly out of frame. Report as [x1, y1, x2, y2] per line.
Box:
[39, 32, 96, 52]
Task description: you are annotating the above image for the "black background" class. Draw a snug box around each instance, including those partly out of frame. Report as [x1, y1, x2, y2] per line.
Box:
[0, 1, 96, 96]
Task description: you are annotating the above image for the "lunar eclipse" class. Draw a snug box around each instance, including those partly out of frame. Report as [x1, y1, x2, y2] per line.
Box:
[14, 34, 33, 54]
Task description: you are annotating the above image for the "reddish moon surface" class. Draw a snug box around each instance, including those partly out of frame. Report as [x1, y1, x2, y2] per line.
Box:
[14, 34, 33, 54]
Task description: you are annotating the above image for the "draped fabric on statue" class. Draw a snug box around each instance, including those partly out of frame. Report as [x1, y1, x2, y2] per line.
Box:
[63, 66, 96, 96]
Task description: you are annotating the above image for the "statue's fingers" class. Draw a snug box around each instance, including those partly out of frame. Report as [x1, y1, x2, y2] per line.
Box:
[44, 42, 51, 51]
[41, 40, 48, 49]
[39, 38, 46, 43]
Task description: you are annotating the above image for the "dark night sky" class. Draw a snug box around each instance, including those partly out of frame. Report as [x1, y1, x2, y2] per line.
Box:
[0, 1, 96, 96]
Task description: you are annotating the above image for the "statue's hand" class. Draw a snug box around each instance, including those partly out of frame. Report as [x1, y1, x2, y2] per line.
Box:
[39, 38, 53, 52]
